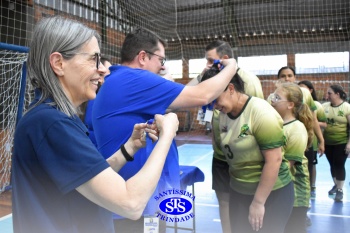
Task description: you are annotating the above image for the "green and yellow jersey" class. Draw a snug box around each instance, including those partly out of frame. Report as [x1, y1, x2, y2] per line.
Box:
[322, 101, 350, 145]
[313, 101, 327, 150]
[218, 97, 291, 195]
[300, 87, 317, 112]
[212, 68, 264, 161]
[283, 120, 310, 207]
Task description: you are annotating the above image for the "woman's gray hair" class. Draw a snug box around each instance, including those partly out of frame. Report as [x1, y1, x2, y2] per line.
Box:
[27, 16, 100, 117]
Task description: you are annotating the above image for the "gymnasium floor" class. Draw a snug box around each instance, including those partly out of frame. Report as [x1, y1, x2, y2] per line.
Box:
[1, 132, 350, 233]
[168, 143, 350, 233]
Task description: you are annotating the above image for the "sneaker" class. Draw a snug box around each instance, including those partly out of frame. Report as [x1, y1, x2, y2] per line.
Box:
[328, 185, 337, 195]
[310, 190, 316, 198]
[310, 186, 316, 198]
[334, 189, 343, 202]
[306, 216, 312, 227]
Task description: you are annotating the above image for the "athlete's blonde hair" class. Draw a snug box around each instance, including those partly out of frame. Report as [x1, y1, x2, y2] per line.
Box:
[280, 83, 314, 148]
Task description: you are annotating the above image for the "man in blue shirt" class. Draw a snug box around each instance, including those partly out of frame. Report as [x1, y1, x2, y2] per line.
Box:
[92, 28, 238, 232]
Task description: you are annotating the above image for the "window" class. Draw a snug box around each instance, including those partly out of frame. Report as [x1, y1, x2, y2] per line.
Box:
[296, 52, 349, 74]
[237, 55, 287, 75]
[189, 58, 207, 78]
[166, 60, 183, 79]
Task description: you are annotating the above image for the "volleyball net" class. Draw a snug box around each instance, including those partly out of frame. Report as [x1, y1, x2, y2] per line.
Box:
[0, 42, 29, 193]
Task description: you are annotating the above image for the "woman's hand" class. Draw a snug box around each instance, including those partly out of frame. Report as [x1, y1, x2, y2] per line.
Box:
[125, 113, 178, 157]
[127, 122, 157, 152]
[249, 200, 265, 231]
[154, 113, 179, 139]
[345, 142, 350, 154]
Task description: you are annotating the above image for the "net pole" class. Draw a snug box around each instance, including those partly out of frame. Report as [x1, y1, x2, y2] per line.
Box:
[0, 42, 29, 53]
[16, 61, 27, 126]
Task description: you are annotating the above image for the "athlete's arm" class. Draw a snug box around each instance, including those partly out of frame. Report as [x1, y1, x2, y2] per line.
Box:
[169, 58, 237, 109]
[248, 147, 282, 231]
[76, 113, 178, 220]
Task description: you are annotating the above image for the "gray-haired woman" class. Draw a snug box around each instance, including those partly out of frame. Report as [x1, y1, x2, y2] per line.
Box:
[11, 16, 178, 233]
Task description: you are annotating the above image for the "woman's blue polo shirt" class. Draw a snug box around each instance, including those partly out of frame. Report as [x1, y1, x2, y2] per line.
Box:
[11, 96, 113, 233]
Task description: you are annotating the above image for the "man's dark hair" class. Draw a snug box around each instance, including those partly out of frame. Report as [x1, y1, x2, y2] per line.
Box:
[205, 40, 233, 58]
[120, 28, 167, 63]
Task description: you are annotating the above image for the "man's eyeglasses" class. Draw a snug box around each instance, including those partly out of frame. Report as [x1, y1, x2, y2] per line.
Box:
[61, 52, 101, 69]
[144, 50, 166, 66]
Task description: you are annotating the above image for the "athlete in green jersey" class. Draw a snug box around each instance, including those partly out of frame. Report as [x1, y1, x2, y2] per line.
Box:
[268, 67, 325, 205]
[189, 40, 264, 233]
[323, 84, 350, 202]
[271, 83, 314, 233]
[298, 80, 327, 197]
[201, 64, 293, 233]
[274, 66, 324, 156]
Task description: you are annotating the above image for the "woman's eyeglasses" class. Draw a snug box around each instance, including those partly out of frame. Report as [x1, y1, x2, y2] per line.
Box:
[61, 52, 101, 69]
[270, 93, 289, 103]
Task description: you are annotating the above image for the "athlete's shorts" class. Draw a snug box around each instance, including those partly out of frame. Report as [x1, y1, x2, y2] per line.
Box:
[212, 157, 230, 193]
[312, 150, 318, 165]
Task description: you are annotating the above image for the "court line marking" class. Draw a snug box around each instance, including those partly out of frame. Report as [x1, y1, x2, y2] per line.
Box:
[196, 203, 350, 219]
[178, 144, 213, 166]
[188, 150, 213, 166]
[308, 212, 350, 218]
[196, 203, 219, 207]
[0, 214, 12, 221]
[179, 144, 350, 220]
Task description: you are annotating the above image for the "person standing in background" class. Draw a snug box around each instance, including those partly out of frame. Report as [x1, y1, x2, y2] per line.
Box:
[271, 83, 314, 233]
[322, 84, 350, 202]
[298, 80, 327, 197]
[273, 66, 325, 186]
